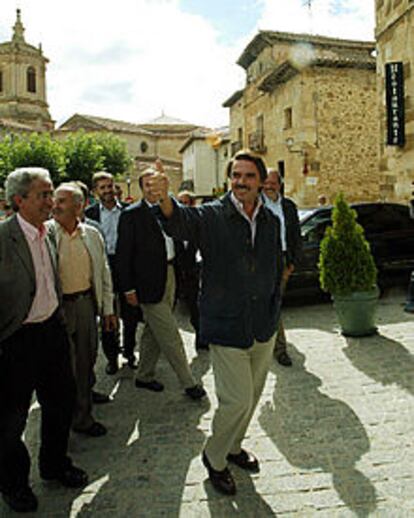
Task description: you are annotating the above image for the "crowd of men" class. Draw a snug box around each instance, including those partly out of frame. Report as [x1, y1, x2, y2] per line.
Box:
[0, 149, 302, 512]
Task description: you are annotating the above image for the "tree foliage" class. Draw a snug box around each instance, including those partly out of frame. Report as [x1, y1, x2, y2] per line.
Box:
[318, 193, 377, 295]
[94, 132, 132, 176]
[0, 133, 65, 185]
[63, 131, 104, 187]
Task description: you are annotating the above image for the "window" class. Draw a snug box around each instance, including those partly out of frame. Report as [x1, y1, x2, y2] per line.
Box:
[284, 107, 292, 129]
[0, 70, 3, 92]
[27, 66, 36, 93]
[140, 141, 148, 153]
[237, 127, 243, 145]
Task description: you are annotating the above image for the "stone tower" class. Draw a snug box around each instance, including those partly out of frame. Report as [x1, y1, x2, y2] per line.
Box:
[0, 9, 53, 131]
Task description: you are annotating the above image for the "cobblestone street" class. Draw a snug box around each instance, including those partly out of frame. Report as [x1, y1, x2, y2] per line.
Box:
[1, 287, 413, 517]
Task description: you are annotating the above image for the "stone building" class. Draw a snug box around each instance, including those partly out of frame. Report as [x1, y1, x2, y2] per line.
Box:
[179, 127, 230, 196]
[0, 10, 53, 132]
[55, 113, 206, 198]
[223, 31, 379, 207]
[376, 0, 414, 202]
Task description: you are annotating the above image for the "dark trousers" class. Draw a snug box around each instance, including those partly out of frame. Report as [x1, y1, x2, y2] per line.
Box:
[103, 255, 143, 363]
[0, 314, 76, 490]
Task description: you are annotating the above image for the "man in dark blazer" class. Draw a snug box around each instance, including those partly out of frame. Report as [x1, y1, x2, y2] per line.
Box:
[116, 169, 205, 399]
[0, 168, 87, 513]
[262, 168, 303, 366]
[85, 171, 142, 374]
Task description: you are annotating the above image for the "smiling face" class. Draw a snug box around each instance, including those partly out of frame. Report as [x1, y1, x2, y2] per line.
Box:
[263, 170, 281, 201]
[53, 188, 81, 228]
[94, 177, 116, 207]
[230, 159, 263, 206]
[141, 173, 160, 204]
[14, 178, 54, 228]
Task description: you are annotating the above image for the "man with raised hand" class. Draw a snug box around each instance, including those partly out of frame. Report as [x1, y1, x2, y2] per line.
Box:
[150, 152, 283, 495]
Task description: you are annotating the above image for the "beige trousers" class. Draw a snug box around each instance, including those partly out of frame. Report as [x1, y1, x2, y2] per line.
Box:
[204, 334, 275, 470]
[137, 265, 195, 389]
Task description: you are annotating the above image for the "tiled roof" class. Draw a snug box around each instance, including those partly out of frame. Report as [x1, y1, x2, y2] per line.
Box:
[57, 114, 153, 135]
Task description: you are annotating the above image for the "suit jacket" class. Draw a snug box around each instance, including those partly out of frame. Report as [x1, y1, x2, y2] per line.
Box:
[116, 201, 173, 304]
[0, 215, 62, 343]
[47, 220, 114, 316]
[85, 201, 128, 224]
[281, 197, 303, 268]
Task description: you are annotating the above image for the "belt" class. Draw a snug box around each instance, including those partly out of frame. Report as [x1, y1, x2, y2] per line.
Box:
[62, 288, 92, 302]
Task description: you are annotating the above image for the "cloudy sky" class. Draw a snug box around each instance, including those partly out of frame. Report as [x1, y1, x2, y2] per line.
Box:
[1, 0, 375, 129]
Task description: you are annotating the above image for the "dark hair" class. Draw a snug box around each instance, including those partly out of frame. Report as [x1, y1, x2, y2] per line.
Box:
[226, 150, 267, 182]
[138, 168, 156, 190]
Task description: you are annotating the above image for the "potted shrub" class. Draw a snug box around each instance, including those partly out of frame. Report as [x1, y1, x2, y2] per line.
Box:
[318, 193, 379, 336]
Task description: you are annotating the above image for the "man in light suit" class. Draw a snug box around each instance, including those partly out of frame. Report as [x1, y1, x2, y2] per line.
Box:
[50, 183, 117, 437]
[0, 168, 87, 513]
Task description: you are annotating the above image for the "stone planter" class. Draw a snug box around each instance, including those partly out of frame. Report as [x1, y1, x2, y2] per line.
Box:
[333, 287, 379, 337]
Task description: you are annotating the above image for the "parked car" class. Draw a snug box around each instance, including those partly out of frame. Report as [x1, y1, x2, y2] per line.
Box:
[286, 202, 414, 300]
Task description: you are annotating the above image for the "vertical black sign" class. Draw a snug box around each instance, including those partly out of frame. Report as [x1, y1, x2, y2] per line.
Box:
[385, 62, 405, 147]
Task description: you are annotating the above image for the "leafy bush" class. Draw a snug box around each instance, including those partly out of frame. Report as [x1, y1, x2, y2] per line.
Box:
[318, 193, 377, 295]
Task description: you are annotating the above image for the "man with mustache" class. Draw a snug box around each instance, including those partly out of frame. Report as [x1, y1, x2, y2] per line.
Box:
[149, 151, 283, 495]
[262, 168, 302, 366]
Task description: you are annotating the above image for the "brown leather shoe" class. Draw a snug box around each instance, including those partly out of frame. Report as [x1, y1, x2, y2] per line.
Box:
[227, 449, 259, 472]
[202, 451, 236, 495]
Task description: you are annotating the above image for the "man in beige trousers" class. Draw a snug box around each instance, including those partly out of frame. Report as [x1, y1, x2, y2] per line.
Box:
[151, 151, 283, 495]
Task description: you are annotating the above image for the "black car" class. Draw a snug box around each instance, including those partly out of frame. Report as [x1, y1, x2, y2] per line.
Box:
[286, 202, 414, 300]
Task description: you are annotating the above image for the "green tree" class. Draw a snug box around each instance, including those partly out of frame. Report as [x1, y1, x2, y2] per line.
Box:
[318, 193, 377, 295]
[63, 131, 104, 187]
[94, 132, 132, 176]
[0, 132, 65, 186]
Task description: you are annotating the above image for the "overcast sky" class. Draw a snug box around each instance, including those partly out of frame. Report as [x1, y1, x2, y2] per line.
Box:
[1, 1, 375, 128]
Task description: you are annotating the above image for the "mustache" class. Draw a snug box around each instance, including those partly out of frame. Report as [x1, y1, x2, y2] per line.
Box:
[234, 185, 249, 191]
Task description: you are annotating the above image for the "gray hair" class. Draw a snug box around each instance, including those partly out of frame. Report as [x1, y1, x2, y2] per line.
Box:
[5, 167, 51, 211]
[55, 183, 85, 206]
[267, 167, 283, 185]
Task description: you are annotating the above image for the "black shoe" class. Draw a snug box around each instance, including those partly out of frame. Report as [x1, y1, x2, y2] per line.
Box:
[126, 356, 138, 369]
[105, 361, 118, 375]
[92, 391, 111, 404]
[185, 384, 206, 400]
[1, 485, 38, 513]
[73, 422, 107, 437]
[41, 465, 88, 488]
[227, 449, 260, 472]
[135, 379, 164, 392]
[202, 451, 236, 495]
[276, 351, 292, 367]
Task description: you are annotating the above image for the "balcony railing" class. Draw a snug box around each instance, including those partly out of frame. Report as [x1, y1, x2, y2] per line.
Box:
[248, 131, 266, 153]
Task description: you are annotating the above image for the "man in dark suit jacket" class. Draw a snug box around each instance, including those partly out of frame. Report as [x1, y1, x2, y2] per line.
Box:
[116, 169, 205, 399]
[263, 168, 303, 366]
[85, 171, 142, 374]
[0, 168, 87, 513]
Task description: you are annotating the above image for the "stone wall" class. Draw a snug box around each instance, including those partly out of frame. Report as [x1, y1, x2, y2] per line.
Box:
[376, 0, 414, 202]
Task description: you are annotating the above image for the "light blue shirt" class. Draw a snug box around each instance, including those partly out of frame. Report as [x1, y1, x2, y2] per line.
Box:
[263, 193, 287, 252]
[100, 202, 123, 255]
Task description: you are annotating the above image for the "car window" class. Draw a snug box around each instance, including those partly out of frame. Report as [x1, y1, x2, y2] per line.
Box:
[301, 209, 332, 243]
[356, 204, 414, 233]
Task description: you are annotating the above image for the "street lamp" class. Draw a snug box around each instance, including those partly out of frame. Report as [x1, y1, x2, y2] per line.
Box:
[126, 173, 131, 197]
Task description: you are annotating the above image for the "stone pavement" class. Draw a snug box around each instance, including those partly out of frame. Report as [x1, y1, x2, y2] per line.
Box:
[1, 287, 413, 517]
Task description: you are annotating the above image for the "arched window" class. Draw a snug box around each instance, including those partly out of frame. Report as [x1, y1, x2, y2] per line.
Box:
[27, 66, 36, 93]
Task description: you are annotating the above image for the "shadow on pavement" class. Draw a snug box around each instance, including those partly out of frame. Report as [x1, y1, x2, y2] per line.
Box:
[343, 333, 414, 396]
[258, 345, 378, 517]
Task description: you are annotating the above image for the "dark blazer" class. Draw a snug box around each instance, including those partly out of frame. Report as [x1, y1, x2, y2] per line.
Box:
[0, 215, 61, 343]
[282, 197, 303, 268]
[85, 201, 128, 224]
[116, 201, 171, 304]
[163, 193, 283, 348]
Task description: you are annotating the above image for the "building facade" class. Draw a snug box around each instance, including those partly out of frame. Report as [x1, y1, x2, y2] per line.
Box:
[376, 0, 414, 202]
[0, 10, 53, 132]
[179, 128, 230, 196]
[224, 31, 379, 207]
